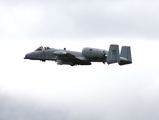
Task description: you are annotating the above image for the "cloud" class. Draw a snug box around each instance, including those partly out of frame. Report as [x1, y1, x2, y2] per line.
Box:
[1, 39, 159, 120]
[1, 68, 159, 120]
[0, 93, 69, 120]
[0, 1, 159, 120]
[0, 1, 159, 40]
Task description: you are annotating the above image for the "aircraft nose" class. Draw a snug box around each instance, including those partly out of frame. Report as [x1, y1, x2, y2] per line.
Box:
[24, 54, 28, 59]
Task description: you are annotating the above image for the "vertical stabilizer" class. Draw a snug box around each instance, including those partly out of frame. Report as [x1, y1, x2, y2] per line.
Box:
[107, 44, 120, 64]
[119, 46, 132, 65]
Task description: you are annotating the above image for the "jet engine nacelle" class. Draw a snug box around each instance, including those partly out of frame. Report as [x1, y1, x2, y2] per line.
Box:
[82, 47, 107, 59]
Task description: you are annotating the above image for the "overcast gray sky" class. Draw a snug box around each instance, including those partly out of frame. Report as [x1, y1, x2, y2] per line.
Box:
[0, 0, 159, 120]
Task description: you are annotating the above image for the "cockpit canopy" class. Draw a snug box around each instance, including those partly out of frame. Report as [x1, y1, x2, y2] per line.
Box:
[35, 46, 50, 51]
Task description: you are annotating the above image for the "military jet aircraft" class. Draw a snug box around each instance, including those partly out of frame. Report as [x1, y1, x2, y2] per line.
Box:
[24, 44, 132, 66]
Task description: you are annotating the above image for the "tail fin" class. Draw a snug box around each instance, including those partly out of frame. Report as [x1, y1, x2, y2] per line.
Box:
[119, 46, 132, 65]
[107, 44, 120, 64]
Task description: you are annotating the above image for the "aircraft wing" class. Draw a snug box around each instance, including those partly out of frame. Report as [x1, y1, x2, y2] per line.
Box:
[53, 51, 91, 65]
[54, 51, 77, 59]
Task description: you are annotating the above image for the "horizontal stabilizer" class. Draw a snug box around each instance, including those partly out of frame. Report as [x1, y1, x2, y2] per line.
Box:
[119, 46, 132, 65]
